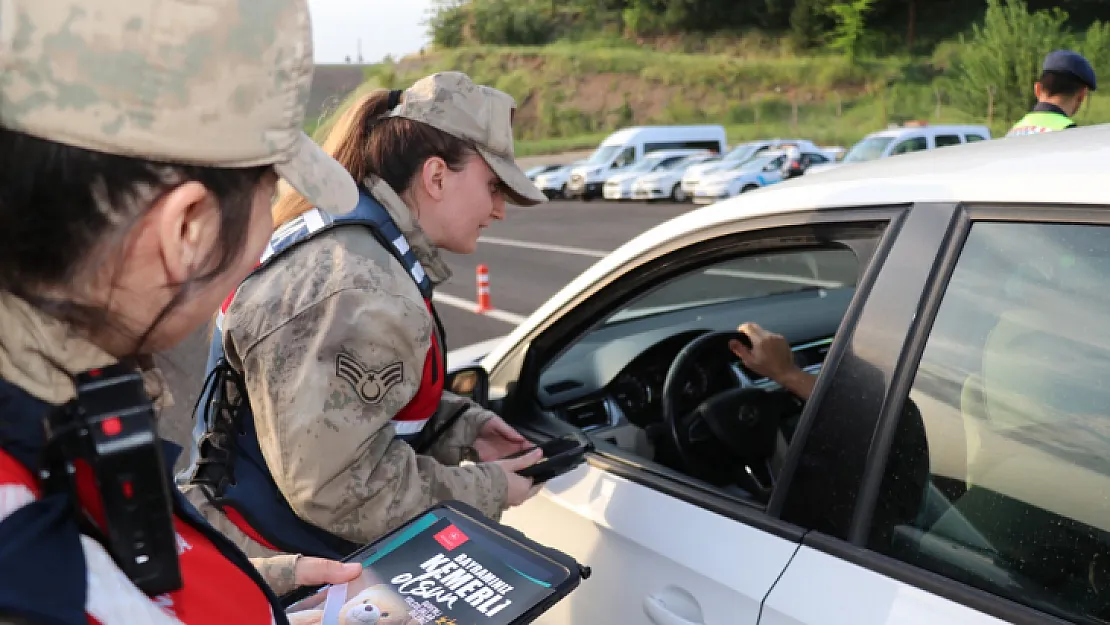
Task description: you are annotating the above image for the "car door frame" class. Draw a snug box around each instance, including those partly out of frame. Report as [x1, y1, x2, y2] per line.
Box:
[773, 201, 1110, 625]
[484, 203, 911, 538]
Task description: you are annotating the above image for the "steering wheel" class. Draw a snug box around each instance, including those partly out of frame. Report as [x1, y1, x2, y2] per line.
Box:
[660, 331, 798, 501]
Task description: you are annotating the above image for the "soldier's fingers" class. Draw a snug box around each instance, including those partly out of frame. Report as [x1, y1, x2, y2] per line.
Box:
[490, 417, 526, 442]
[498, 447, 543, 471]
[293, 558, 362, 586]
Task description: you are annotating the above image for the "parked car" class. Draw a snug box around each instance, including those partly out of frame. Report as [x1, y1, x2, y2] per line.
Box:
[631, 153, 721, 202]
[445, 125, 1110, 625]
[806, 123, 992, 175]
[602, 150, 709, 201]
[567, 125, 728, 200]
[534, 160, 585, 199]
[526, 164, 564, 181]
[691, 149, 832, 204]
[681, 138, 825, 198]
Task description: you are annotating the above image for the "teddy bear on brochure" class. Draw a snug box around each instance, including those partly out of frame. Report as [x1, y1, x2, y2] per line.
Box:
[287, 584, 419, 625]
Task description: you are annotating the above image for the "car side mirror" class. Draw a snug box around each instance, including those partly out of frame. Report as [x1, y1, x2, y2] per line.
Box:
[446, 365, 490, 408]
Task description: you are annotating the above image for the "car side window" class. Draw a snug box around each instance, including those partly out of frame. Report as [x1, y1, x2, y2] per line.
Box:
[889, 137, 928, 155]
[965, 134, 987, 143]
[868, 221, 1110, 624]
[934, 134, 962, 148]
[613, 147, 636, 168]
[535, 243, 865, 499]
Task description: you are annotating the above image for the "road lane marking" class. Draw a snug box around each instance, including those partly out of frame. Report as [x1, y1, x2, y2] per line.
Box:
[479, 236, 608, 258]
[433, 292, 527, 325]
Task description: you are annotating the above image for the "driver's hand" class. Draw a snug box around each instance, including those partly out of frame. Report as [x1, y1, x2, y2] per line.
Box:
[729, 322, 800, 383]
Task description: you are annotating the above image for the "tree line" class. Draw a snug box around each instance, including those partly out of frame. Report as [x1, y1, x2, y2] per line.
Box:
[428, 0, 1109, 53]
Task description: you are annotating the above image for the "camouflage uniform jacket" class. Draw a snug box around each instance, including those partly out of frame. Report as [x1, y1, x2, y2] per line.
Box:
[197, 176, 508, 554]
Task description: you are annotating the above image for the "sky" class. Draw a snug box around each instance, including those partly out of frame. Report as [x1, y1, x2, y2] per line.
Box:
[309, 0, 434, 64]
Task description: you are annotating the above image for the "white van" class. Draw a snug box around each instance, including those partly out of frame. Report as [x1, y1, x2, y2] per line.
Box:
[806, 123, 991, 175]
[566, 125, 727, 200]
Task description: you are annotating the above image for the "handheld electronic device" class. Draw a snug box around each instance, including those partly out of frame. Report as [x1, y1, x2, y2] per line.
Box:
[505, 433, 594, 485]
[282, 501, 590, 625]
[42, 363, 182, 596]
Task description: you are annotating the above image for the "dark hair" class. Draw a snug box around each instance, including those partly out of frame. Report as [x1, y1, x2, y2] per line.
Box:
[1039, 70, 1087, 97]
[0, 127, 270, 347]
[272, 87, 474, 225]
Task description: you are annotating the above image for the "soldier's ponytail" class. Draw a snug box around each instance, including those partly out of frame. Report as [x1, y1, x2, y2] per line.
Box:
[272, 83, 474, 227]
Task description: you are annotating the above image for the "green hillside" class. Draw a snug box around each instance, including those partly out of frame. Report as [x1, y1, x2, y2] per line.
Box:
[310, 0, 1110, 156]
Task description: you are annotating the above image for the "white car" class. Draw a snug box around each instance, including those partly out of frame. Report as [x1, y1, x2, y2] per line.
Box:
[534, 161, 585, 199]
[681, 139, 823, 197]
[602, 150, 707, 201]
[631, 153, 720, 202]
[445, 126, 1110, 625]
[526, 164, 564, 181]
[692, 151, 792, 204]
[807, 124, 992, 176]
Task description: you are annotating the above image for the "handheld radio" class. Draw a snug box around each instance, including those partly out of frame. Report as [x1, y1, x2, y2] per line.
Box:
[41, 363, 182, 596]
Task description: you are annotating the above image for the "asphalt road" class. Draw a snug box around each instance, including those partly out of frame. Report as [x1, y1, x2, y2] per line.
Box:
[158, 199, 694, 471]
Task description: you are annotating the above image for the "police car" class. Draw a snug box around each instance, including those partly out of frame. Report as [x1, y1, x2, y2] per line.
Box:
[447, 125, 1110, 625]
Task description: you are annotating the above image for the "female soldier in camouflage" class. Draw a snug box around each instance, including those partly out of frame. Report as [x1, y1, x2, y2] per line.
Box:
[184, 72, 548, 559]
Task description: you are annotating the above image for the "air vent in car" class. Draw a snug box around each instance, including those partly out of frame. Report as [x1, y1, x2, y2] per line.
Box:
[563, 399, 610, 430]
[545, 380, 583, 394]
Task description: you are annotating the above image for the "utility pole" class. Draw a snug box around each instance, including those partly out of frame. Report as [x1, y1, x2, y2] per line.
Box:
[357, 38, 363, 64]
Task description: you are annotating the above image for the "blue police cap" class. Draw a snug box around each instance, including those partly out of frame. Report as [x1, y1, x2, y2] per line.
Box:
[1043, 49, 1097, 91]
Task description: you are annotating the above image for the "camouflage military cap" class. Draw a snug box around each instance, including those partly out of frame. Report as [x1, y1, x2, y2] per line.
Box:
[390, 72, 547, 207]
[0, 0, 357, 214]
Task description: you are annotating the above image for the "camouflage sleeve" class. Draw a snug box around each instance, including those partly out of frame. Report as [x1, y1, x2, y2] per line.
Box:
[250, 554, 300, 597]
[423, 391, 496, 464]
[239, 286, 509, 545]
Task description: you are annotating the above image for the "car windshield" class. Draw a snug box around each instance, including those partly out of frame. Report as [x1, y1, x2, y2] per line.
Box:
[723, 142, 758, 161]
[586, 145, 622, 165]
[843, 136, 894, 163]
[728, 155, 776, 173]
[668, 155, 712, 170]
[626, 156, 672, 173]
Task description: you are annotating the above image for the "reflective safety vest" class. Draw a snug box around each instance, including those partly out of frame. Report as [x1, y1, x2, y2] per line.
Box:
[1006, 110, 1076, 137]
[184, 191, 448, 559]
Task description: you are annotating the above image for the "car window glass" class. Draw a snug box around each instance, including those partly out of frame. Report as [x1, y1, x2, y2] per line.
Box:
[608, 249, 859, 323]
[868, 222, 1110, 624]
[934, 135, 962, 148]
[535, 244, 863, 499]
[613, 147, 636, 168]
[843, 136, 894, 163]
[890, 137, 928, 155]
[965, 134, 986, 143]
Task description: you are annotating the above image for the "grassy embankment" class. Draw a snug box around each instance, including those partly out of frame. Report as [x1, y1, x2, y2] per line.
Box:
[308, 38, 1110, 156]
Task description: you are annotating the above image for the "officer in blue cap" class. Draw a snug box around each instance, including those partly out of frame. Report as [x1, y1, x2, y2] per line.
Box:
[1007, 50, 1096, 137]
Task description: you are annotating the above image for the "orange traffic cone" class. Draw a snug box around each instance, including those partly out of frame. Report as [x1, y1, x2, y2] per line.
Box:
[475, 264, 492, 313]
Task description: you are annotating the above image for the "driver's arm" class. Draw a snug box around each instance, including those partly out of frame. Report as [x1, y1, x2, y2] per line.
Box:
[729, 322, 817, 401]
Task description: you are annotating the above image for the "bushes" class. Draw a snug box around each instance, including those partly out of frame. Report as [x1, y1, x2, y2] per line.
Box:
[470, 1, 557, 46]
[943, 0, 1107, 123]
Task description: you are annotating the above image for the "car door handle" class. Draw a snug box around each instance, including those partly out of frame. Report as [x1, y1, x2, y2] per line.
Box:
[643, 586, 704, 625]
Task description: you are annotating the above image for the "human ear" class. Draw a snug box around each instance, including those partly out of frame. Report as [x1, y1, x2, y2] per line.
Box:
[152, 181, 220, 286]
[421, 157, 449, 202]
